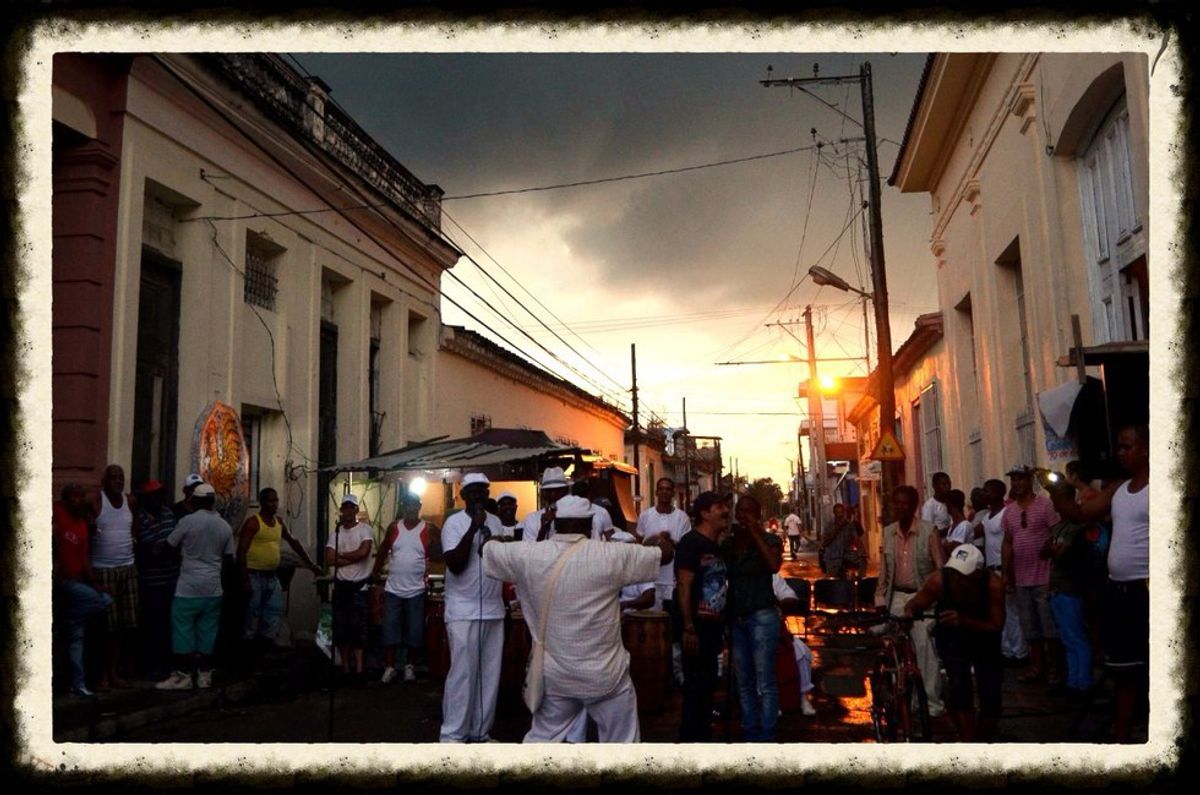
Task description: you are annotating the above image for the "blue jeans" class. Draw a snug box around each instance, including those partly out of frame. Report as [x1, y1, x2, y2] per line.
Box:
[243, 570, 284, 641]
[57, 580, 113, 691]
[1050, 592, 1092, 691]
[731, 606, 781, 741]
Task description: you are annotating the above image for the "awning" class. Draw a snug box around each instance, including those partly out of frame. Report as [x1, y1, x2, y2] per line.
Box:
[1056, 340, 1148, 368]
[580, 454, 638, 475]
[321, 428, 585, 475]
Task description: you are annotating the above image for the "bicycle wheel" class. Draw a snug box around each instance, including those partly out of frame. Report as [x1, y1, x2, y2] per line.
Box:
[902, 676, 933, 742]
[869, 662, 898, 743]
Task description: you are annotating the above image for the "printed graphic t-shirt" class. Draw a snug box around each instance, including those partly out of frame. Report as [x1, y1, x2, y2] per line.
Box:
[674, 530, 728, 626]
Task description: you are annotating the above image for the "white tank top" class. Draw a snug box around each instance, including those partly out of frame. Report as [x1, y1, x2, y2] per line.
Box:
[92, 491, 135, 568]
[385, 520, 429, 598]
[1108, 480, 1149, 582]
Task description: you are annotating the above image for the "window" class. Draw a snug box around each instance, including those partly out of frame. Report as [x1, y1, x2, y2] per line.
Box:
[241, 408, 264, 503]
[1078, 97, 1146, 343]
[244, 232, 281, 311]
[1015, 408, 1038, 469]
[369, 336, 383, 456]
[470, 414, 491, 435]
[918, 381, 944, 477]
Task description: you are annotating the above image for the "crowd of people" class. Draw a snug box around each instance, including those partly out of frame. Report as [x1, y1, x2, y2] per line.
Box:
[871, 423, 1150, 743]
[53, 422, 1148, 745]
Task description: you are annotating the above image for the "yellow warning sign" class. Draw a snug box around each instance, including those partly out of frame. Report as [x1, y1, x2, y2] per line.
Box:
[870, 431, 906, 462]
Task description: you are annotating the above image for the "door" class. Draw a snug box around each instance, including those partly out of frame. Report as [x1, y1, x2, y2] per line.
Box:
[316, 320, 338, 553]
[131, 252, 181, 494]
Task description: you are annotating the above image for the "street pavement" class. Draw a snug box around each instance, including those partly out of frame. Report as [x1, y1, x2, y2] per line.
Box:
[55, 544, 1143, 744]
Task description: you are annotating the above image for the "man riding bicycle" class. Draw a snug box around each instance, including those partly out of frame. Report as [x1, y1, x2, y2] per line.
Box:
[905, 542, 1005, 741]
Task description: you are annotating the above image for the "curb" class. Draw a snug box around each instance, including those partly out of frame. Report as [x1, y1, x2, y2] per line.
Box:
[56, 678, 258, 743]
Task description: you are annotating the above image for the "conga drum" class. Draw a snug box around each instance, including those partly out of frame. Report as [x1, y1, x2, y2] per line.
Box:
[622, 609, 671, 713]
[775, 621, 804, 713]
[424, 594, 450, 680]
[499, 604, 531, 714]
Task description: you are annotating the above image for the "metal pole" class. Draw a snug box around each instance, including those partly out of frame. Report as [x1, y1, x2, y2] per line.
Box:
[631, 344, 642, 504]
[861, 61, 898, 526]
[804, 305, 828, 541]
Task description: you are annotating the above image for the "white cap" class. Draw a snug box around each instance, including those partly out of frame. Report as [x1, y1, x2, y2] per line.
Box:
[540, 467, 569, 490]
[184, 473, 204, 488]
[340, 492, 360, 508]
[461, 472, 490, 488]
[192, 483, 215, 498]
[944, 543, 985, 576]
[496, 491, 518, 503]
[554, 495, 593, 519]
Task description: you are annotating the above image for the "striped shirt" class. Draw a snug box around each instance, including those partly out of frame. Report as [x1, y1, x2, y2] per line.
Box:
[1001, 495, 1059, 587]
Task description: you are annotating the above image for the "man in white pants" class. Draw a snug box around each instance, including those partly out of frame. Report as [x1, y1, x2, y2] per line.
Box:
[439, 473, 505, 743]
[484, 496, 675, 742]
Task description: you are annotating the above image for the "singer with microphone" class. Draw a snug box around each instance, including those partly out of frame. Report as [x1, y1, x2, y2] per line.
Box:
[438, 472, 505, 743]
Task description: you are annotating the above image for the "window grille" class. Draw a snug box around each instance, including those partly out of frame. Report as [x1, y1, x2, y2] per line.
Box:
[470, 414, 491, 435]
[244, 245, 278, 311]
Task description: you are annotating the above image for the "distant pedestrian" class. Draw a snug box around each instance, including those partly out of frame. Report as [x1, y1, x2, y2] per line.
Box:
[135, 480, 180, 681]
[920, 471, 953, 537]
[944, 489, 973, 552]
[325, 493, 374, 680]
[155, 483, 235, 691]
[1043, 506, 1092, 696]
[783, 507, 803, 559]
[90, 464, 139, 690]
[675, 491, 730, 742]
[237, 487, 322, 659]
[53, 483, 113, 698]
[819, 503, 861, 579]
[439, 473, 505, 743]
[372, 490, 433, 684]
[1001, 465, 1062, 687]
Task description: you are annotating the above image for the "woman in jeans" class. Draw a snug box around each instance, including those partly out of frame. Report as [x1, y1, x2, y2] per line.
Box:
[721, 495, 784, 741]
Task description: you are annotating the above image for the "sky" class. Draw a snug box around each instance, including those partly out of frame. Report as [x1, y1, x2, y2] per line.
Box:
[294, 51, 937, 489]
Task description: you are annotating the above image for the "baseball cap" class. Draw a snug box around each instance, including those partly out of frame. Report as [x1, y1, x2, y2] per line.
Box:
[554, 495, 593, 519]
[540, 467, 569, 490]
[192, 483, 215, 498]
[461, 472, 490, 489]
[944, 543, 985, 576]
[1005, 464, 1034, 477]
[183, 473, 204, 488]
[496, 491, 518, 503]
[340, 493, 360, 508]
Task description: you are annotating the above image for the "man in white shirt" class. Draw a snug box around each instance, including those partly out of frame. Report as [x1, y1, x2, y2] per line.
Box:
[522, 467, 572, 542]
[980, 479, 1024, 662]
[636, 477, 692, 685]
[483, 496, 675, 742]
[439, 473, 505, 743]
[920, 471, 953, 537]
[573, 479, 615, 537]
[783, 508, 803, 559]
[495, 492, 522, 539]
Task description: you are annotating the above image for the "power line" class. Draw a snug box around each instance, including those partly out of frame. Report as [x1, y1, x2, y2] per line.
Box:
[441, 144, 821, 201]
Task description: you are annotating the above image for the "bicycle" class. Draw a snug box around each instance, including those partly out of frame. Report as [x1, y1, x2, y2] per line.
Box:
[868, 614, 933, 743]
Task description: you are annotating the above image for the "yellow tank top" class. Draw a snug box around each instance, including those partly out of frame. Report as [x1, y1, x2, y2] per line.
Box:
[246, 513, 282, 572]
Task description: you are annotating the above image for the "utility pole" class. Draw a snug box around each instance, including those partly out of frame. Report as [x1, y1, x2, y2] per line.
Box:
[857, 155, 874, 374]
[763, 61, 899, 527]
[796, 434, 808, 532]
[803, 305, 828, 541]
[631, 344, 641, 506]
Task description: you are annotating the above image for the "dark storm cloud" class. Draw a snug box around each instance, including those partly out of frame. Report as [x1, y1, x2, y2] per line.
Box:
[296, 52, 932, 306]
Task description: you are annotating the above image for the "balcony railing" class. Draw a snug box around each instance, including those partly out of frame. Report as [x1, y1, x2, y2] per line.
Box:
[209, 54, 443, 235]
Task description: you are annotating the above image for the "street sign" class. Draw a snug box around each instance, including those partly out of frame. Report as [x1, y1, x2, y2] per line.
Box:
[870, 431, 905, 462]
[858, 458, 882, 481]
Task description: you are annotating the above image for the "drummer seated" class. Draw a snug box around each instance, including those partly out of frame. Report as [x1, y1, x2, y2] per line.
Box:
[612, 530, 656, 614]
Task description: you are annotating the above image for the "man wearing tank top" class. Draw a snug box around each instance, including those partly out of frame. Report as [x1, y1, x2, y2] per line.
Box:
[237, 487, 321, 657]
[89, 464, 139, 689]
[1047, 423, 1149, 743]
[373, 490, 434, 684]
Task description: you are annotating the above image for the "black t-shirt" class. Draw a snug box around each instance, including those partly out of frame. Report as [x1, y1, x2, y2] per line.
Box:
[720, 530, 782, 617]
[674, 530, 728, 626]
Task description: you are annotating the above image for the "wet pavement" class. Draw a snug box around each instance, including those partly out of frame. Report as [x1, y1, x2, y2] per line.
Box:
[56, 546, 1145, 744]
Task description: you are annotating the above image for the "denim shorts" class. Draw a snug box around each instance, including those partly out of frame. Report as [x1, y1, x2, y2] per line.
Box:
[382, 591, 425, 649]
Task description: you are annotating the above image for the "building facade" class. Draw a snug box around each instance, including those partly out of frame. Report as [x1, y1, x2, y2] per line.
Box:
[890, 52, 1150, 484]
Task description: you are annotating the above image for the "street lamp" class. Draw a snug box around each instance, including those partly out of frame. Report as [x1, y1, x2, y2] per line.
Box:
[807, 265, 899, 528]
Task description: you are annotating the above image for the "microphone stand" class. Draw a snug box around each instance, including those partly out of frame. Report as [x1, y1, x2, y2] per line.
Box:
[328, 510, 342, 743]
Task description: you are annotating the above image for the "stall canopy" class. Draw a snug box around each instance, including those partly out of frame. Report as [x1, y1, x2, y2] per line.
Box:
[321, 428, 587, 476]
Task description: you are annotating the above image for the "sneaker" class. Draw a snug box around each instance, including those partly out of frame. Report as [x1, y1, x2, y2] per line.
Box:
[196, 670, 213, 689]
[69, 685, 97, 700]
[403, 664, 416, 682]
[801, 696, 817, 717]
[380, 666, 398, 684]
[155, 671, 194, 691]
